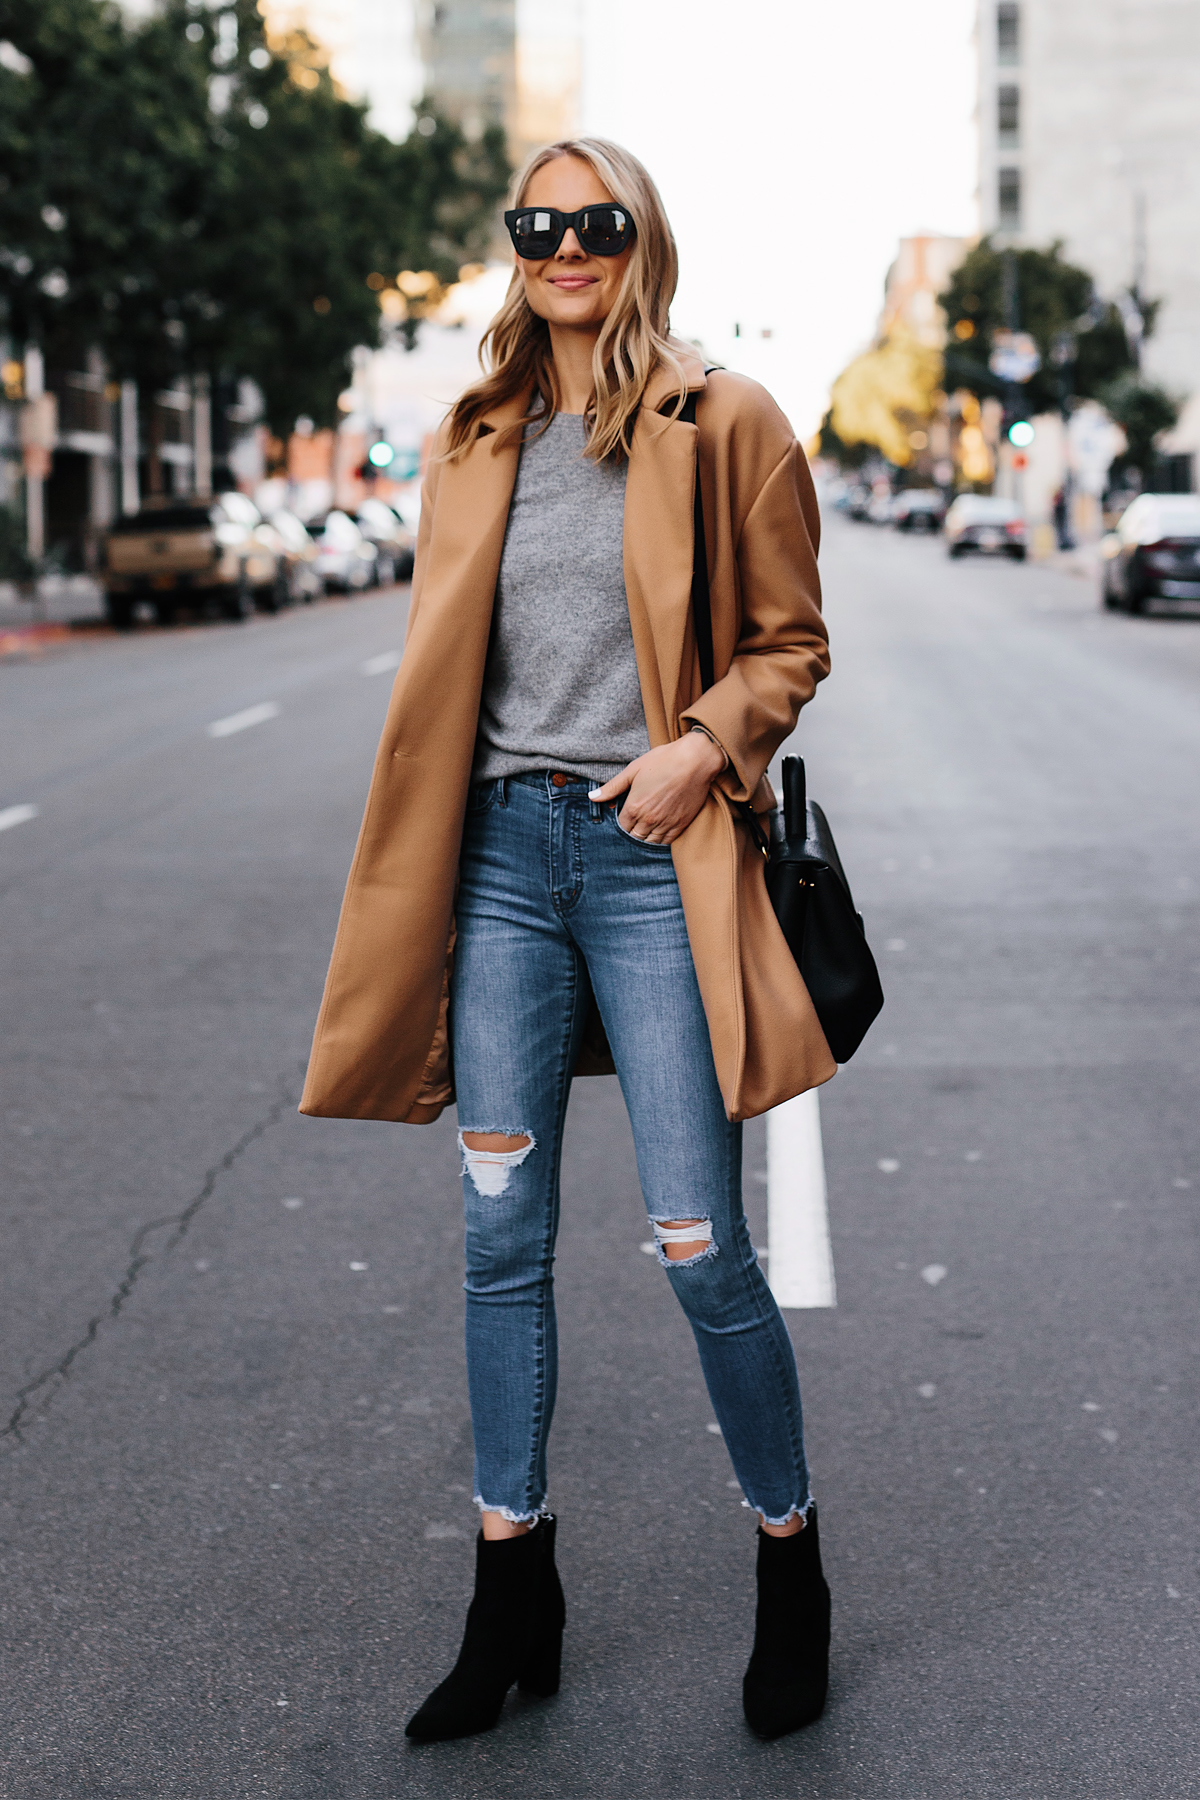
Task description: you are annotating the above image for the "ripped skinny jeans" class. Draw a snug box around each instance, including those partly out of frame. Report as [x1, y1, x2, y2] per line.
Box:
[449, 770, 811, 1527]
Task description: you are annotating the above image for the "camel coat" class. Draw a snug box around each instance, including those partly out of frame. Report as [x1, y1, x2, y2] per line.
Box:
[299, 352, 836, 1126]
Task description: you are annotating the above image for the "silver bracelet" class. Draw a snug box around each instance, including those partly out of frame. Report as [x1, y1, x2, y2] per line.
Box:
[688, 722, 729, 772]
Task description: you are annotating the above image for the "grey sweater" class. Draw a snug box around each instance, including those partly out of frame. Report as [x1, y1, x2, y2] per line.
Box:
[472, 411, 650, 785]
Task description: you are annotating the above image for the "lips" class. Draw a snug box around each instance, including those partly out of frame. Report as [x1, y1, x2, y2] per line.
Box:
[549, 276, 597, 290]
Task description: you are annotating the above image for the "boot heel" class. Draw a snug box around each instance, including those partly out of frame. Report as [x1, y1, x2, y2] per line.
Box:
[517, 1628, 562, 1697]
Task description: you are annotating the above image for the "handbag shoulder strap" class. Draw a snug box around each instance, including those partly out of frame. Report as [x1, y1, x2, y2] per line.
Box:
[668, 378, 769, 857]
[676, 386, 715, 693]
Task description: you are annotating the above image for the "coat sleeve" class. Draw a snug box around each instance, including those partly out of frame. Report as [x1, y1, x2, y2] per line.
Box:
[680, 436, 828, 802]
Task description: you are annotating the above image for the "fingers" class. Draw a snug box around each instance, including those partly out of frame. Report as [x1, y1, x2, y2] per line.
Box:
[621, 812, 672, 844]
[587, 765, 635, 803]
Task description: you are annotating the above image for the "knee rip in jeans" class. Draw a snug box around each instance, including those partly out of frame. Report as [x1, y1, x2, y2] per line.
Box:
[459, 1129, 535, 1196]
[651, 1216, 716, 1267]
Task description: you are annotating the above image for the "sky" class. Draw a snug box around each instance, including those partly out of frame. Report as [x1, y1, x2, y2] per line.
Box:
[580, 0, 979, 436]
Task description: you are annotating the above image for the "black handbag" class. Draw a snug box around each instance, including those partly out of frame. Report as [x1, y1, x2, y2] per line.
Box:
[678, 389, 884, 1064]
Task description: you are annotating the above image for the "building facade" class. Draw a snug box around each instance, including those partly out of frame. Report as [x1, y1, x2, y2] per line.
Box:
[415, 0, 517, 141]
[260, 1, 424, 141]
[880, 236, 971, 348]
[977, 0, 1200, 468]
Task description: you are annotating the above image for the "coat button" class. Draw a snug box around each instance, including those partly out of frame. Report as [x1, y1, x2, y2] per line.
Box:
[551, 771, 569, 787]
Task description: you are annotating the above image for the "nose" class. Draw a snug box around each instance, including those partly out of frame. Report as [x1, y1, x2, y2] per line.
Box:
[555, 228, 585, 259]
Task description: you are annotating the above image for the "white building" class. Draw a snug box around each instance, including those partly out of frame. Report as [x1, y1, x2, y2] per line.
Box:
[977, 0, 1200, 476]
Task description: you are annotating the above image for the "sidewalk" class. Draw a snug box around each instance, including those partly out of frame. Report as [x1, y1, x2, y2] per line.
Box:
[0, 574, 107, 628]
[0, 575, 107, 656]
[1037, 540, 1102, 581]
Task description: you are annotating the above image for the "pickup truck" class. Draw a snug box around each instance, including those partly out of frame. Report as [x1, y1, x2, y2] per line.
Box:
[102, 492, 300, 628]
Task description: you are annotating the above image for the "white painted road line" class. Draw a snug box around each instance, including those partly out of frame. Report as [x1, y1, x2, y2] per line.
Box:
[361, 650, 402, 676]
[0, 803, 38, 833]
[207, 701, 281, 739]
[766, 1088, 837, 1309]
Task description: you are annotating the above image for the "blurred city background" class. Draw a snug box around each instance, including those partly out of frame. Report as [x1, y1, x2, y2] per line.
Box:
[2, 6, 1198, 1793]
[3, 0, 1197, 640]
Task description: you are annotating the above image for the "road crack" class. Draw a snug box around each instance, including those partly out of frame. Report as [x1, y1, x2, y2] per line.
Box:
[2, 1076, 297, 1445]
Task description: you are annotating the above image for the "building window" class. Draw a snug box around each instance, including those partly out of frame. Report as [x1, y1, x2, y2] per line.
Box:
[998, 84, 1020, 148]
[997, 3, 1019, 66]
[998, 167, 1022, 230]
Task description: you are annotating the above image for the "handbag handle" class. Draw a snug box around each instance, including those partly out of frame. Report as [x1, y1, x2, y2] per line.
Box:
[781, 754, 807, 841]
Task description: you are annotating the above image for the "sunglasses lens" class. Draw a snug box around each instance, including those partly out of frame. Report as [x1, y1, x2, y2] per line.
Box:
[579, 206, 633, 254]
[511, 210, 560, 258]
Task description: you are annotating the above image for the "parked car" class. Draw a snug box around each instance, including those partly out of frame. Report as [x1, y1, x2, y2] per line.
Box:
[893, 489, 946, 533]
[846, 484, 872, 521]
[866, 488, 897, 525]
[311, 510, 379, 592]
[102, 491, 286, 628]
[944, 494, 1027, 560]
[262, 507, 324, 604]
[355, 497, 416, 584]
[1100, 493, 1200, 613]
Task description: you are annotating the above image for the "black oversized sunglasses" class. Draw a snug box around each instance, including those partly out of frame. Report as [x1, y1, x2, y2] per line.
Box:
[504, 203, 636, 260]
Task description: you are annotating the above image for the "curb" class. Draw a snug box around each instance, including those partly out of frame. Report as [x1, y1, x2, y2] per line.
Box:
[0, 622, 77, 658]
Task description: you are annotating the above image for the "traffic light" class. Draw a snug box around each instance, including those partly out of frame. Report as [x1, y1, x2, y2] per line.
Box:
[367, 441, 395, 468]
[1007, 419, 1034, 448]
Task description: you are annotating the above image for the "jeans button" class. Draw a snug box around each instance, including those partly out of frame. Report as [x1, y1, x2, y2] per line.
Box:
[551, 772, 569, 787]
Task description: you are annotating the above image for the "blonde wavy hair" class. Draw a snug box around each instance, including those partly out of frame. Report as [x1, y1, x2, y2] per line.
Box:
[443, 137, 689, 462]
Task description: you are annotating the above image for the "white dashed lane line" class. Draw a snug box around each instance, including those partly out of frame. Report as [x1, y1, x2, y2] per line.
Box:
[206, 702, 281, 739]
[361, 650, 402, 676]
[766, 1089, 837, 1309]
[0, 803, 38, 833]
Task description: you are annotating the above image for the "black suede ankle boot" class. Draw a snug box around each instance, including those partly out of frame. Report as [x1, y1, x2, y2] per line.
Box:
[742, 1506, 831, 1739]
[405, 1514, 565, 1743]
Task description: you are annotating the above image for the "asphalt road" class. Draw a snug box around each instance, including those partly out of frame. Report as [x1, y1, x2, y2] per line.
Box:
[1, 522, 1197, 1798]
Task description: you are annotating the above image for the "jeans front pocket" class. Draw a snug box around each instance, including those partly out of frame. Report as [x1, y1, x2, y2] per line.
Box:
[613, 810, 674, 852]
[466, 780, 501, 817]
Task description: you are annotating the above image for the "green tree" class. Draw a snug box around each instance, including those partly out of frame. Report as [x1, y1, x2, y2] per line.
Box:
[1098, 371, 1180, 485]
[0, 500, 35, 582]
[939, 238, 1147, 415]
[0, 0, 509, 436]
[180, 4, 508, 430]
[0, 0, 212, 390]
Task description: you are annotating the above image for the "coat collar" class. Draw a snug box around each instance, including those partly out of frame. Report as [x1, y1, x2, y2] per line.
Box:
[641, 342, 709, 420]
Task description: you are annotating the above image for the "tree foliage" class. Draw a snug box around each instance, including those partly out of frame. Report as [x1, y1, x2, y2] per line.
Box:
[1098, 372, 1180, 483]
[826, 328, 943, 468]
[0, 0, 509, 431]
[939, 238, 1146, 415]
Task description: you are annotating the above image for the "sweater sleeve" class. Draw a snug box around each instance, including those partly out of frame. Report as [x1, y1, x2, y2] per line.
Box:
[680, 437, 829, 801]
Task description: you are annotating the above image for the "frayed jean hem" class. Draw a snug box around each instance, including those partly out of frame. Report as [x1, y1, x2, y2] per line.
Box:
[472, 1495, 550, 1526]
[741, 1492, 815, 1528]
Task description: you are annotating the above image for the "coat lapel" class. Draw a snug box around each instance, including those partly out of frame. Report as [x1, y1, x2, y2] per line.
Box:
[385, 400, 525, 769]
[623, 356, 709, 741]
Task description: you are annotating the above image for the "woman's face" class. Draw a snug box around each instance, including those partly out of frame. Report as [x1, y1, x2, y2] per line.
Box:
[516, 155, 634, 331]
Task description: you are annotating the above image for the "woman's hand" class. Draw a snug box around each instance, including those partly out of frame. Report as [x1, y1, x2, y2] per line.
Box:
[588, 730, 727, 844]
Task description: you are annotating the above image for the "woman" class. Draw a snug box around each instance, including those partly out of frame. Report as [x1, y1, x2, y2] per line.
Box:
[300, 138, 835, 1743]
